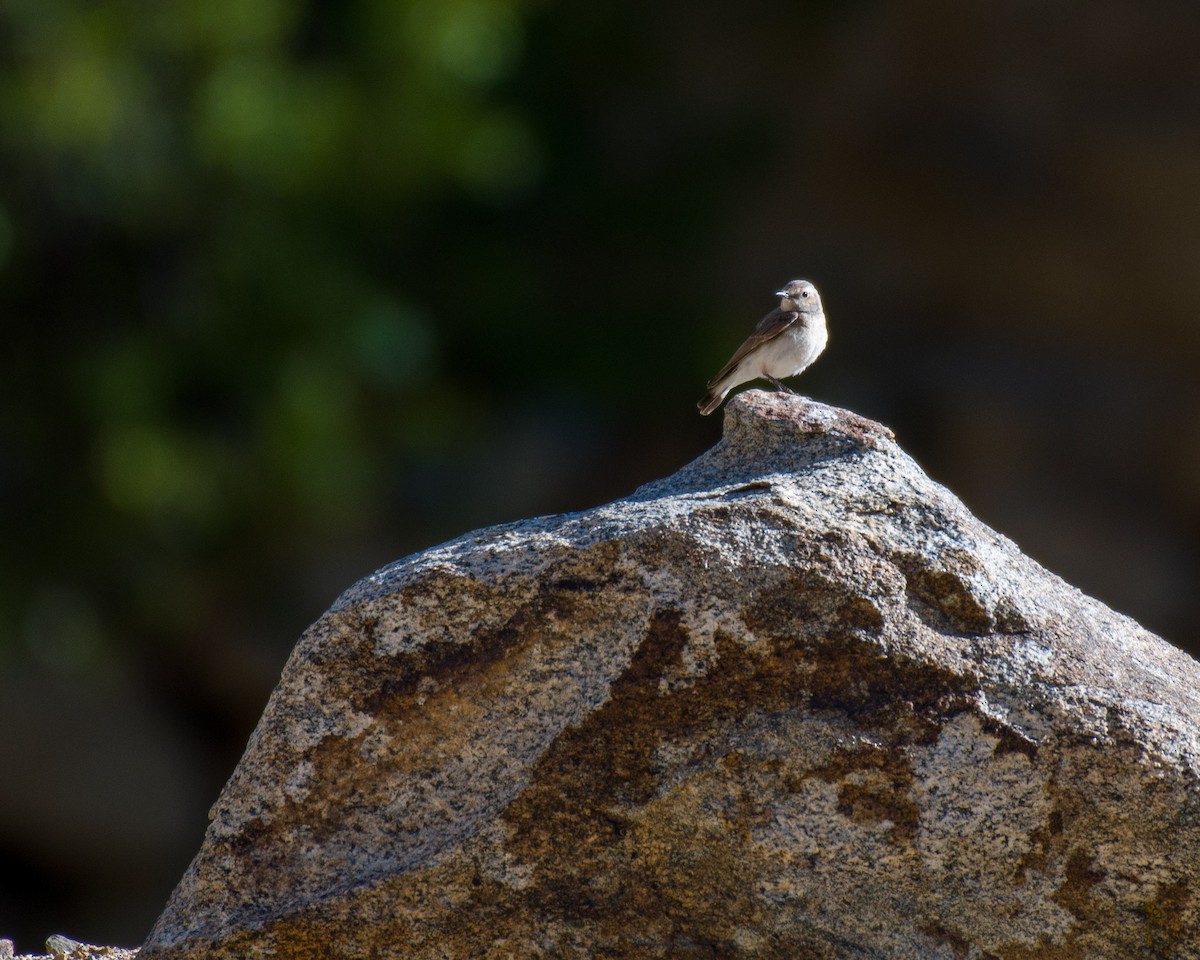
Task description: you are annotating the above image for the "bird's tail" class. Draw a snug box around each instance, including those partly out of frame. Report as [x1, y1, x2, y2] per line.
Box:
[697, 387, 726, 416]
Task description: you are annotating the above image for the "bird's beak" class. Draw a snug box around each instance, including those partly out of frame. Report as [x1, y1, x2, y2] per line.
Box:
[775, 290, 790, 298]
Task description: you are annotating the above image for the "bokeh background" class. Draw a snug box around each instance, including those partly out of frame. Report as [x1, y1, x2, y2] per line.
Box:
[2, 0, 1198, 949]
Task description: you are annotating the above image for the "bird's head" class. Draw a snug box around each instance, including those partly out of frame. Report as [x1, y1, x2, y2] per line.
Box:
[776, 279, 821, 313]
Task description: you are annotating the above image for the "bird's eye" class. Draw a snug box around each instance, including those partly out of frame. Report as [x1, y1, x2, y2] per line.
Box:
[800, 290, 809, 298]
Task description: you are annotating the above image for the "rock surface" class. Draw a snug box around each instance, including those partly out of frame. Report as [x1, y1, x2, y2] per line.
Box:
[140, 391, 1200, 959]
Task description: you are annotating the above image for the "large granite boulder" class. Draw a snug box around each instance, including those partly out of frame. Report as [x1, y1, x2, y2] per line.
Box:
[140, 391, 1200, 959]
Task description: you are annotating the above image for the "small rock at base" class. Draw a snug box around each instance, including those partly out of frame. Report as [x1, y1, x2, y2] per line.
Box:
[46, 935, 83, 957]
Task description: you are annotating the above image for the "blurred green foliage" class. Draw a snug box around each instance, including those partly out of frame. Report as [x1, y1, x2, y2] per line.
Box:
[0, 0, 765, 701]
[0, 0, 549, 678]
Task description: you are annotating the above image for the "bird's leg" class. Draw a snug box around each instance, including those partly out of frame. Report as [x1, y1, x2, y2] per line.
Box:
[766, 376, 798, 395]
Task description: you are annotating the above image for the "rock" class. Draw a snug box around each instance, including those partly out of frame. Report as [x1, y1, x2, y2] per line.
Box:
[44, 936, 81, 958]
[139, 390, 1200, 959]
[0, 936, 140, 960]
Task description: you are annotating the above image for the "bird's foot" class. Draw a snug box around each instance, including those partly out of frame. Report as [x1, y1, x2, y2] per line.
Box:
[766, 376, 798, 395]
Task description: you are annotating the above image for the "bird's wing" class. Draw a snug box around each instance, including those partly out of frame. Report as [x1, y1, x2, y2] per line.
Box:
[705, 308, 798, 389]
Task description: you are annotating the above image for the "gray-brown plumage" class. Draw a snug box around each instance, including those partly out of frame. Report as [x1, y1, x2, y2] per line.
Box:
[697, 279, 828, 415]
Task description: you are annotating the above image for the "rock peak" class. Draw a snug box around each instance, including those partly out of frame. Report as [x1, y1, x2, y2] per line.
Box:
[723, 388, 896, 449]
[630, 391, 895, 503]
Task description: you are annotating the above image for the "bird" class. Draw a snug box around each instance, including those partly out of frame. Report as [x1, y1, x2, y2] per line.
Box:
[697, 279, 828, 416]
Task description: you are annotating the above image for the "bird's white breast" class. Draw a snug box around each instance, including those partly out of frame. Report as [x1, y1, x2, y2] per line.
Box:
[757, 316, 828, 378]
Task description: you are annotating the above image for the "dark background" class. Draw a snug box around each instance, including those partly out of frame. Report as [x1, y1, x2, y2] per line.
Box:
[2, 0, 1198, 949]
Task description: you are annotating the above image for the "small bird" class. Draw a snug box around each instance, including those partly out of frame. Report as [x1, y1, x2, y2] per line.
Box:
[697, 279, 828, 416]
